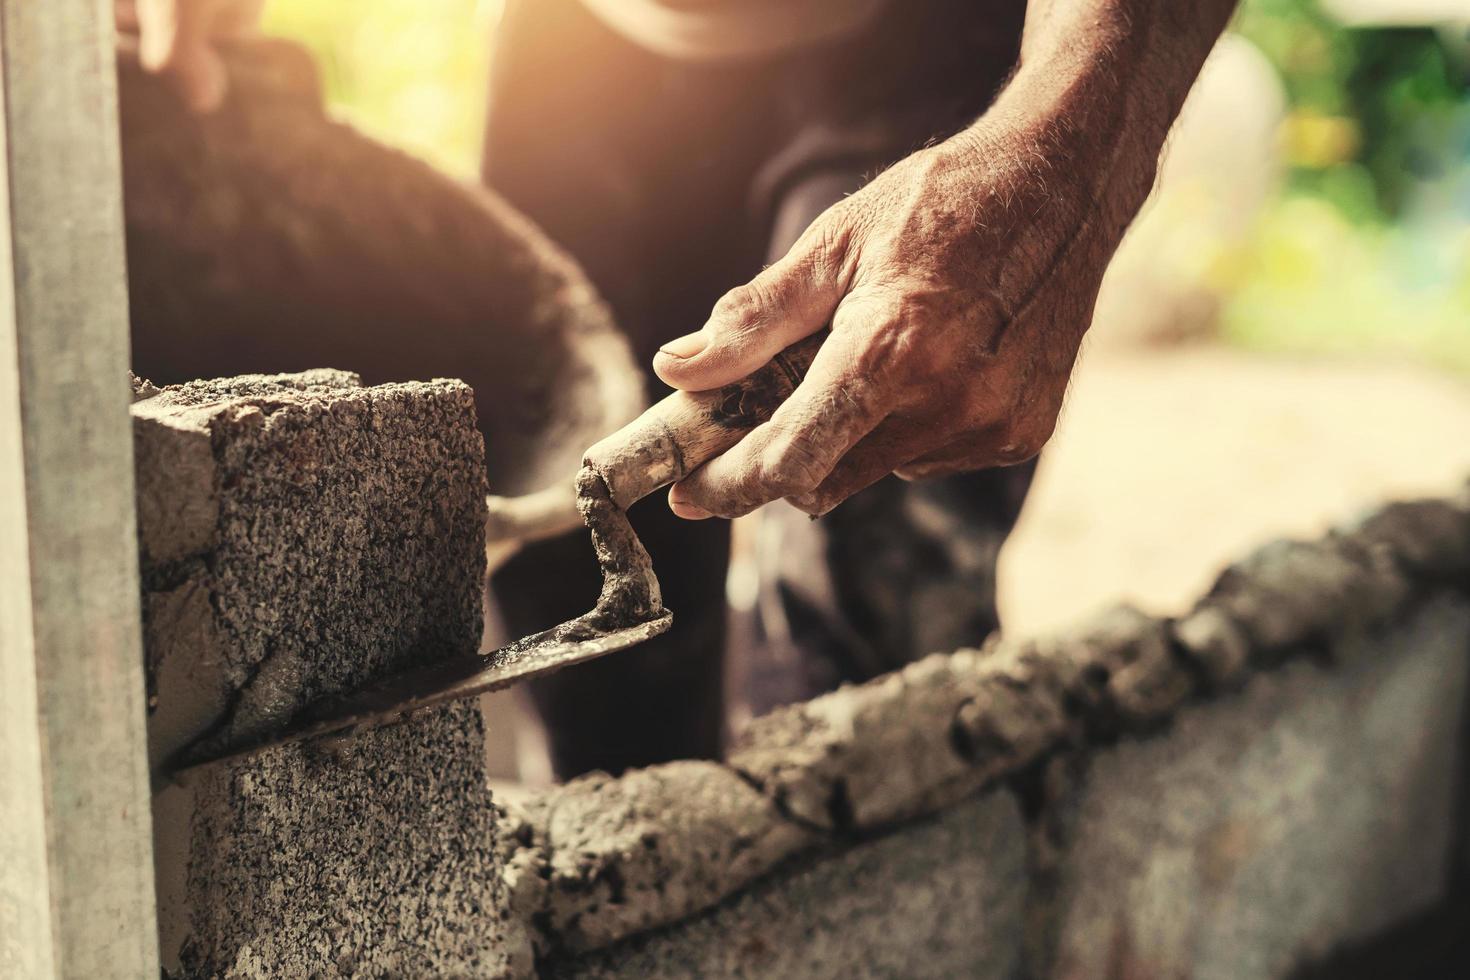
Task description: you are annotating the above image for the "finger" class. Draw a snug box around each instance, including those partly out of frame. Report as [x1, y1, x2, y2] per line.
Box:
[117, 1, 141, 31]
[139, 0, 232, 112]
[654, 227, 844, 392]
[893, 426, 1031, 481]
[669, 332, 883, 518]
[787, 415, 948, 516]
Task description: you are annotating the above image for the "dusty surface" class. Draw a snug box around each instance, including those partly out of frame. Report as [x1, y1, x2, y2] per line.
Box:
[134, 372, 522, 977]
[1002, 345, 1470, 635]
[558, 792, 1028, 980]
[134, 370, 488, 768]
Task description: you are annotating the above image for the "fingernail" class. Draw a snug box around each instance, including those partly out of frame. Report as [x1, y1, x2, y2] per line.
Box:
[668, 488, 713, 520]
[658, 331, 707, 360]
[671, 500, 713, 520]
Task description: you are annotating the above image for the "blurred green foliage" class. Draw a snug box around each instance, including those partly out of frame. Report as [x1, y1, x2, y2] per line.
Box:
[1235, 0, 1468, 219]
[266, 0, 1468, 372]
[1229, 0, 1470, 372]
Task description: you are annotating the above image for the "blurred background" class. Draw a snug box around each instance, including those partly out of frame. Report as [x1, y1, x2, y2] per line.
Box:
[262, 0, 1470, 644]
[266, 0, 1470, 373]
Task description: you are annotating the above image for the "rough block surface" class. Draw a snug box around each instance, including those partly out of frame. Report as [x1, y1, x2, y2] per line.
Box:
[133, 369, 488, 764]
[133, 371, 526, 976]
[180, 703, 523, 977]
[1046, 595, 1470, 980]
[521, 488, 1470, 978]
[556, 791, 1027, 980]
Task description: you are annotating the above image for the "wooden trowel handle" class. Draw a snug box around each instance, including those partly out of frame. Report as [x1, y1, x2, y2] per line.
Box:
[582, 330, 828, 511]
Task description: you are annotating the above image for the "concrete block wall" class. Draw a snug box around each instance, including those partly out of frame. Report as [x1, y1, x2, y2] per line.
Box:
[134, 369, 1469, 978]
[549, 792, 1031, 979]
[516, 487, 1470, 978]
[548, 597, 1468, 978]
[1044, 598, 1467, 979]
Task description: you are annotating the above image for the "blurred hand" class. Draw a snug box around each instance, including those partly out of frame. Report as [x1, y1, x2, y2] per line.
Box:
[117, 0, 266, 113]
[654, 110, 1149, 520]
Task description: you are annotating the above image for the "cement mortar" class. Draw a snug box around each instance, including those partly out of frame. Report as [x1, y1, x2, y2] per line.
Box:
[514, 761, 818, 955]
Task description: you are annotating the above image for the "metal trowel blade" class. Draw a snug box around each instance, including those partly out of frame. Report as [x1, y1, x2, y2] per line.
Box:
[170, 611, 673, 774]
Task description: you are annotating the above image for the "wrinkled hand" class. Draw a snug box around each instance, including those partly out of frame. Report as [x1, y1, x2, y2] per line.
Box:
[117, 0, 266, 112]
[654, 112, 1151, 520]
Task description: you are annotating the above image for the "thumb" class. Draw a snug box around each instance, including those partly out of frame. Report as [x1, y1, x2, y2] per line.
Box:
[654, 237, 842, 392]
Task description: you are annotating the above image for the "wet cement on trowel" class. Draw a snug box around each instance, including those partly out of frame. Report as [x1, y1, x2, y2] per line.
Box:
[519, 465, 667, 644]
[388, 465, 671, 704]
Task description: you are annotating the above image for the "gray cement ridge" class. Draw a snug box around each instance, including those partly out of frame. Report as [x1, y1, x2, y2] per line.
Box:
[505, 479, 1470, 962]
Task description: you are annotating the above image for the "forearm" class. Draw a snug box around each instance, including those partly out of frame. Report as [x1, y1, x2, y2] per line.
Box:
[1019, 0, 1239, 133]
[963, 0, 1240, 224]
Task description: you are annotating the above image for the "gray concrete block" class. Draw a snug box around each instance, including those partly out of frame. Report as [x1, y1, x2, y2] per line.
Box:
[178, 703, 525, 978]
[135, 371, 523, 977]
[1045, 595, 1470, 980]
[556, 790, 1028, 980]
[133, 370, 488, 766]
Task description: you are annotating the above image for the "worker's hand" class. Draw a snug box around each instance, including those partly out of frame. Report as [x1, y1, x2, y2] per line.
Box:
[117, 0, 266, 113]
[654, 105, 1155, 520]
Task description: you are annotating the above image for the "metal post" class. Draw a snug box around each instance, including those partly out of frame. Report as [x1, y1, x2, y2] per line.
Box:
[0, 1, 159, 976]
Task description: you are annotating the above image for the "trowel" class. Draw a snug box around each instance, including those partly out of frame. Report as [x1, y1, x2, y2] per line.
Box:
[170, 333, 825, 772]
